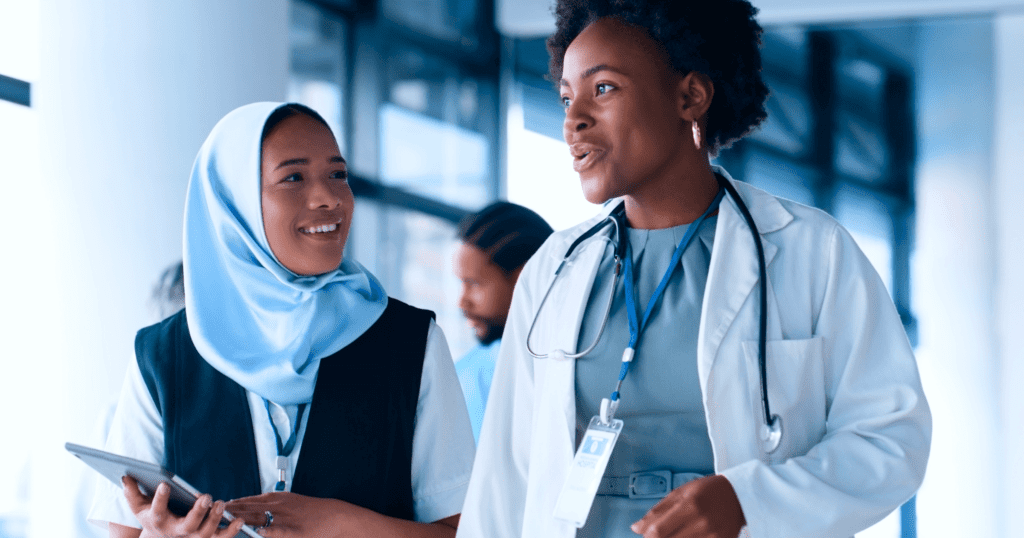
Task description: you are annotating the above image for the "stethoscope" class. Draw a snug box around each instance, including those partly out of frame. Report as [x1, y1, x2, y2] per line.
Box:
[526, 174, 783, 454]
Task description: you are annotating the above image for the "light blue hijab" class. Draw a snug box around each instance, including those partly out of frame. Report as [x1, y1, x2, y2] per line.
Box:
[183, 102, 388, 405]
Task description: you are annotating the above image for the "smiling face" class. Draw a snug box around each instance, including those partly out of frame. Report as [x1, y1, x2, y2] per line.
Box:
[560, 17, 691, 205]
[260, 113, 353, 276]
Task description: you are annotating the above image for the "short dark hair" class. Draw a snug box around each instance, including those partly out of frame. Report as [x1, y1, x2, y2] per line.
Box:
[547, 0, 770, 153]
[261, 103, 333, 143]
[150, 261, 185, 320]
[458, 202, 555, 273]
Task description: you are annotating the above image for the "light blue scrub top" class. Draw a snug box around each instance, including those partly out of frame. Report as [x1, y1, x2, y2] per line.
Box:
[456, 339, 501, 443]
[574, 217, 717, 537]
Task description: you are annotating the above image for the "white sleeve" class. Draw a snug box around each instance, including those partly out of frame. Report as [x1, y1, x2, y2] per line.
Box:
[410, 320, 476, 522]
[456, 253, 541, 538]
[720, 223, 931, 538]
[86, 360, 165, 530]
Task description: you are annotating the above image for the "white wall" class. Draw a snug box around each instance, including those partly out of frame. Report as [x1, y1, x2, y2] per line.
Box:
[993, 13, 1024, 538]
[911, 16, 1000, 538]
[11, 1, 289, 536]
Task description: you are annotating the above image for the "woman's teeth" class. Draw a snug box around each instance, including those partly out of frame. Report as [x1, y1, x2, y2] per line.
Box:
[302, 224, 338, 234]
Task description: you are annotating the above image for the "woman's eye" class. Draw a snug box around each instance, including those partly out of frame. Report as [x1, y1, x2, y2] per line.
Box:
[596, 83, 614, 95]
[561, 96, 572, 108]
[283, 173, 302, 183]
[331, 170, 348, 181]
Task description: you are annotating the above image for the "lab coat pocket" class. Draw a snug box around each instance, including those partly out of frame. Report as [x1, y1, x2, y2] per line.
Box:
[742, 337, 826, 458]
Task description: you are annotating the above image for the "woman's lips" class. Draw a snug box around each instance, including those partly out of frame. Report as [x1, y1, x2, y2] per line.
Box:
[573, 148, 603, 172]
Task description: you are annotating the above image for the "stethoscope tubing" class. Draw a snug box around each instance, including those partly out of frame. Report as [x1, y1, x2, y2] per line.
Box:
[525, 174, 781, 452]
[717, 177, 775, 429]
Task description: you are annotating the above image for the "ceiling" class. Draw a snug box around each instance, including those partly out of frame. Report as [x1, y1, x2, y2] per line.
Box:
[496, 0, 1024, 37]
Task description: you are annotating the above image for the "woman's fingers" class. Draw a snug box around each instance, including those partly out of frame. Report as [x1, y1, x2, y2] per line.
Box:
[182, 494, 213, 531]
[147, 482, 176, 527]
[631, 500, 687, 538]
[222, 502, 263, 526]
[121, 476, 152, 514]
[197, 500, 226, 537]
[215, 518, 246, 538]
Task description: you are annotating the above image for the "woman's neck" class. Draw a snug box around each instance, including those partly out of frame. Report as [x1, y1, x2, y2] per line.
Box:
[623, 161, 720, 230]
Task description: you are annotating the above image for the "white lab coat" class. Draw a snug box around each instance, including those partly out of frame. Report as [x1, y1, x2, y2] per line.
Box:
[457, 170, 931, 538]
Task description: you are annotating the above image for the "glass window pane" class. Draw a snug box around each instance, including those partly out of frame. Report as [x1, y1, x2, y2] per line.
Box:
[348, 199, 476, 359]
[748, 77, 811, 156]
[520, 77, 564, 142]
[506, 101, 601, 231]
[739, 152, 816, 207]
[835, 110, 887, 182]
[379, 103, 491, 208]
[289, 0, 347, 153]
[832, 185, 895, 294]
[381, 0, 480, 47]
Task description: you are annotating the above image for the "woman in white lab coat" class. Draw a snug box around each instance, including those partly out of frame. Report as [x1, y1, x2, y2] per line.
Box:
[456, 1, 931, 537]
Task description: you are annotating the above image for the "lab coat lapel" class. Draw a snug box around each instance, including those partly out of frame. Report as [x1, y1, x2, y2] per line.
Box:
[698, 173, 791, 467]
[700, 184, 781, 371]
[533, 207, 615, 436]
[525, 208, 613, 537]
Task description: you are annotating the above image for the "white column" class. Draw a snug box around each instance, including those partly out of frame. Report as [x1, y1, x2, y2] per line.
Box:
[911, 17, 1001, 538]
[29, 1, 288, 536]
[993, 12, 1024, 538]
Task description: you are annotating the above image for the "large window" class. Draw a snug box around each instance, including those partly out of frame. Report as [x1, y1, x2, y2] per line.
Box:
[288, 0, 500, 359]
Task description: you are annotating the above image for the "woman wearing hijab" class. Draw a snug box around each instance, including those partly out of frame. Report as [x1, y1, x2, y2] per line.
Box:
[457, 1, 930, 537]
[88, 102, 474, 538]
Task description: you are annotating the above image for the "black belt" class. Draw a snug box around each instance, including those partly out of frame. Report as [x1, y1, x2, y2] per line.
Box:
[596, 471, 704, 499]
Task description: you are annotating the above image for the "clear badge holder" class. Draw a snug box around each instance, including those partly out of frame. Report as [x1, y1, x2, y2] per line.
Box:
[552, 415, 624, 528]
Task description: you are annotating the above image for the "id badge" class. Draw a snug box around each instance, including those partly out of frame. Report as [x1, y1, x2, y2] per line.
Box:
[552, 416, 624, 528]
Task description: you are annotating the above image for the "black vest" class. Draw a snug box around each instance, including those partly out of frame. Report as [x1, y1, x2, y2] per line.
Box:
[135, 299, 433, 520]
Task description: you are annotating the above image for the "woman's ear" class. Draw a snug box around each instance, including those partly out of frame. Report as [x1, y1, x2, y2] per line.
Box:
[676, 71, 715, 122]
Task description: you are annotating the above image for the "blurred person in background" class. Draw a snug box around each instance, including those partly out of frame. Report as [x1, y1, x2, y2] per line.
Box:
[149, 262, 185, 321]
[453, 202, 553, 442]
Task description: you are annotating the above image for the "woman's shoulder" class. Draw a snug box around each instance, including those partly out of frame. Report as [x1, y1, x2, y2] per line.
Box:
[380, 296, 436, 321]
[135, 309, 187, 361]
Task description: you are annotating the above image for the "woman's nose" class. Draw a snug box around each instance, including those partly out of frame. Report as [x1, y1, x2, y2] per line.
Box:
[563, 100, 592, 138]
[307, 178, 343, 209]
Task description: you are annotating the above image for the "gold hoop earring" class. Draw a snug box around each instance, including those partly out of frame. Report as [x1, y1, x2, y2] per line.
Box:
[692, 120, 702, 150]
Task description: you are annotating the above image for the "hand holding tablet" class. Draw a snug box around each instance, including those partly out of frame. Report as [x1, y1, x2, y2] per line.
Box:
[66, 442, 260, 538]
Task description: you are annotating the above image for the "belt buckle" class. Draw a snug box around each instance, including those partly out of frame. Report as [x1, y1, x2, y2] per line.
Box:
[628, 470, 672, 499]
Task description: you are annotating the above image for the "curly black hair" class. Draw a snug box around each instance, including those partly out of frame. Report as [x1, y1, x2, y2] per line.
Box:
[547, 0, 770, 153]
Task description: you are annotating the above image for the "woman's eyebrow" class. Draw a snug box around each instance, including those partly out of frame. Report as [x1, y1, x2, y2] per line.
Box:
[560, 64, 626, 87]
[274, 158, 308, 170]
[274, 156, 345, 170]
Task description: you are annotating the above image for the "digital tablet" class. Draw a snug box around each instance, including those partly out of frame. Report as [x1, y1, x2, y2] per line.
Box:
[65, 442, 260, 537]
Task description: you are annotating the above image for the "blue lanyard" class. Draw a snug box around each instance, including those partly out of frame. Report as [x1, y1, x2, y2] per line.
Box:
[263, 399, 308, 491]
[611, 188, 724, 402]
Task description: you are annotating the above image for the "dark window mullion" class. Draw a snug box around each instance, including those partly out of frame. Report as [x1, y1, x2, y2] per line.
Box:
[0, 74, 30, 107]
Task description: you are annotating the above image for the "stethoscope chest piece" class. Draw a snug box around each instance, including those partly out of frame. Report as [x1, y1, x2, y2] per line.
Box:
[762, 414, 783, 454]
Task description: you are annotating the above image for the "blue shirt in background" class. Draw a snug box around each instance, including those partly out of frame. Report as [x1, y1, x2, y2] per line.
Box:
[455, 339, 501, 443]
